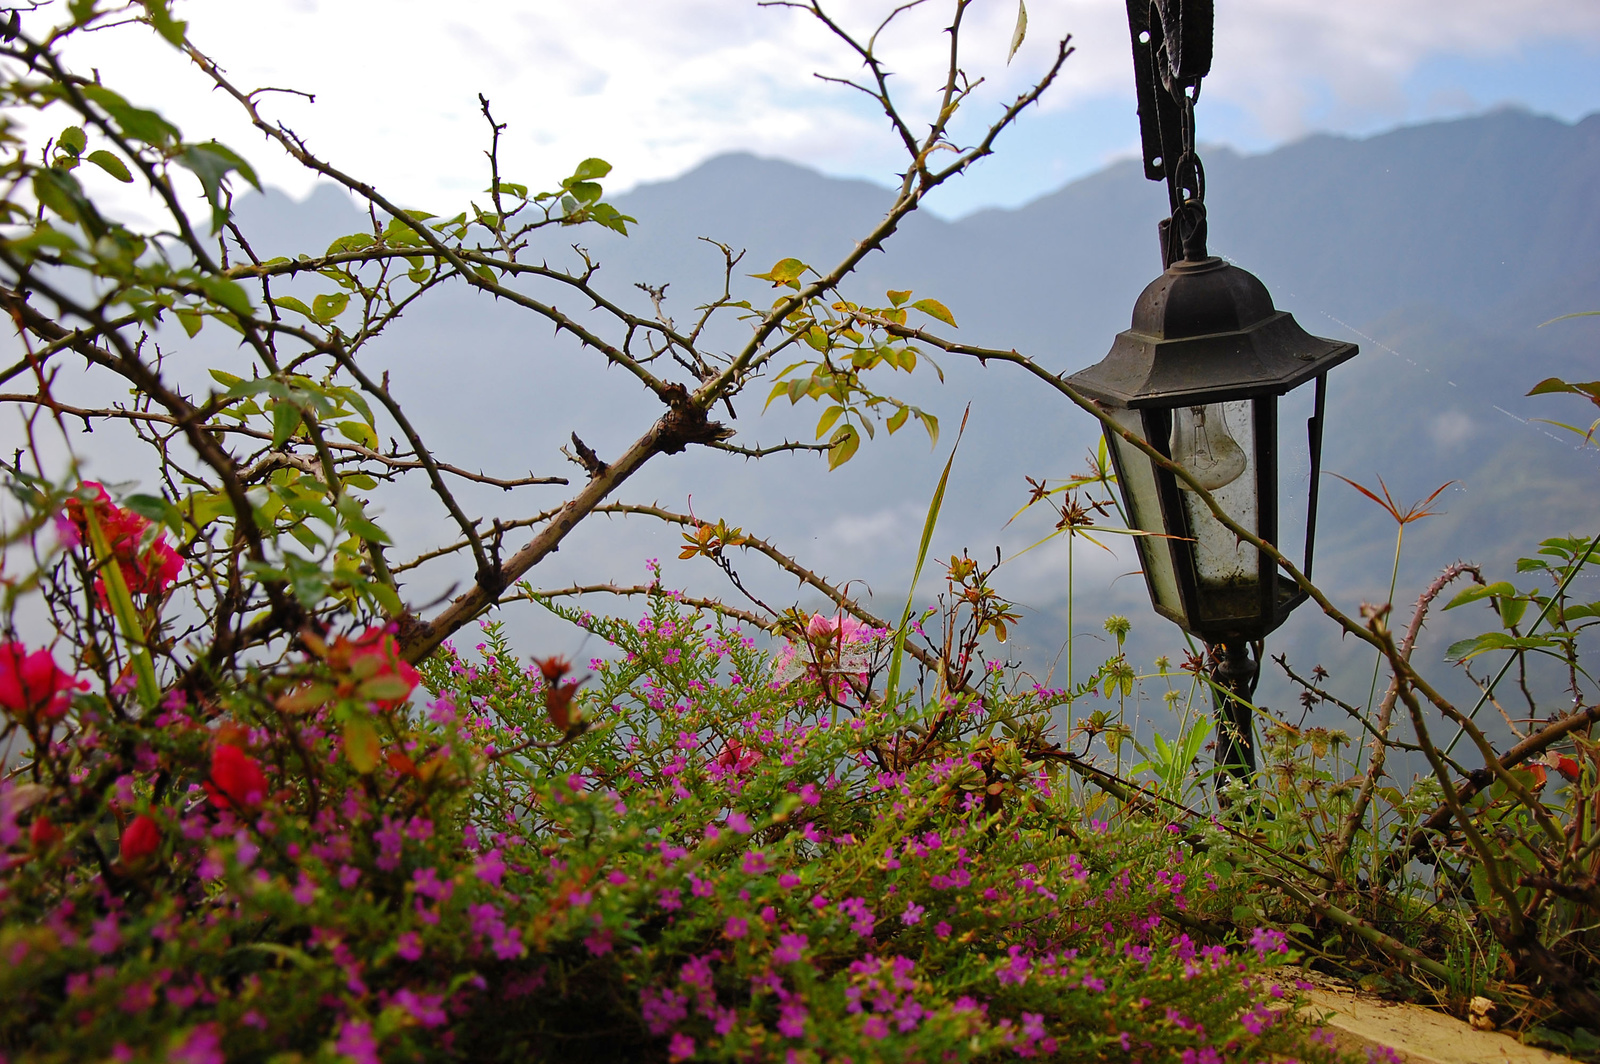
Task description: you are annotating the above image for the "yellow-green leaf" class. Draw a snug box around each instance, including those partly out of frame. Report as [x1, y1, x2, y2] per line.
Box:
[86, 149, 132, 182]
[751, 257, 807, 286]
[272, 295, 314, 320]
[911, 298, 957, 328]
[827, 424, 860, 470]
[337, 420, 379, 449]
[886, 289, 912, 307]
[1007, 0, 1027, 64]
[343, 718, 381, 773]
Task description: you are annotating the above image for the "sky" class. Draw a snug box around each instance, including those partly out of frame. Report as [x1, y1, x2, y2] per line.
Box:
[29, 0, 1600, 219]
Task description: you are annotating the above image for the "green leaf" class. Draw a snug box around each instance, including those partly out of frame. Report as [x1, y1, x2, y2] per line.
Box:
[81, 85, 178, 147]
[141, 0, 187, 45]
[208, 369, 244, 388]
[886, 404, 910, 434]
[816, 405, 845, 438]
[84, 149, 133, 183]
[569, 157, 612, 181]
[57, 126, 86, 156]
[195, 275, 253, 317]
[1444, 581, 1517, 610]
[178, 142, 261, 232]
[326, 232, 375, 255]
[1445, 632, 1555, 663]
[175, 308, 202, 337]
[1007, 0, 1028, 63]
[336, 493, 390, 543]
[312, 292, 349, 323]
[123, 492, 181, 533]
[366, 581, 404, 617]
[911, 298, 957, 328]
[270, 400, 302, 449]
[271, 295, 314, 320]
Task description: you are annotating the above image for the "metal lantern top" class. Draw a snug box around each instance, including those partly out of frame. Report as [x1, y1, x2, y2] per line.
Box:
[1065, 256, 1357, 410]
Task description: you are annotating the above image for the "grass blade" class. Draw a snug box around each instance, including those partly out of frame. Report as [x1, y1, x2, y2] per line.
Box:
[885, 405, 970, 701]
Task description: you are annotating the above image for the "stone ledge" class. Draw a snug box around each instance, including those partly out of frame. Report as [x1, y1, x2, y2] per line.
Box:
[1299, 985, 1576, 1064]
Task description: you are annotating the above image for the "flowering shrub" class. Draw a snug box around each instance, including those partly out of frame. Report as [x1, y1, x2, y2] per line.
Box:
[0, 585, 1344, 1062]
[63, 482, 184, 606]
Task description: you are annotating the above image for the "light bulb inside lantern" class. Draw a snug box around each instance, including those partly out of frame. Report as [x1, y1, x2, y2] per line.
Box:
[1169, 404, 1247, 491]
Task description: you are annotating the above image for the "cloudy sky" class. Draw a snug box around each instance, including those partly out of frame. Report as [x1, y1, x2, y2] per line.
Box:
[42, 0, 1600, 218]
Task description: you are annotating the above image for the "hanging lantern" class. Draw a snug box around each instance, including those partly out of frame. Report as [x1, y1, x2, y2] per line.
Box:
[1066, 256, 1356, 644]
[1063, 0, 1359, 779]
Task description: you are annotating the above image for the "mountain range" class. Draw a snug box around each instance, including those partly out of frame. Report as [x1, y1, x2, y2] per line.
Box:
[212, 106, 1600, 732]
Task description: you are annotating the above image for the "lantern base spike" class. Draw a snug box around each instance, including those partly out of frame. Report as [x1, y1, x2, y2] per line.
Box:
[1209, 638, 1260, 788]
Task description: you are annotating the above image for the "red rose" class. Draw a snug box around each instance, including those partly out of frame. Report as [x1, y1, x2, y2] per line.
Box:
[120, 814, 161, 865]
[204, 743, 268, 811]
[0, 642, 87, 725]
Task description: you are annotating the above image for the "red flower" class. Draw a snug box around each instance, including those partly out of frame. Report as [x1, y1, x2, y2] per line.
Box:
[343, 627, 420, 708]
[120, 814, 161, 865]
[30, 815, 62, 850]
[0, 642, 87, 725]
[204, 743, 268, 811]
[66, 481, 183, 602]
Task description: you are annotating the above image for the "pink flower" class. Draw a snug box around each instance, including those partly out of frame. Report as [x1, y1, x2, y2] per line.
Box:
[724, 916, 748, 939]
[0, 642, 86, 725]
[66, 482, 183, 602]
[668, 1032, 695, 1062]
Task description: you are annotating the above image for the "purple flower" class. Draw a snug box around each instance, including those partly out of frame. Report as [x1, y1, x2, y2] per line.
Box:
[168, 1024, 223, 1064]
[1249, 926, 1288, 959]
[741, 851, 769, 875]
[724, 916, 749, 939]
[778, 1000, 809, 1039]
[899, 901, 924, 926]
[475, 848, 507, 887]
[668, 1032, 695, 1062]
[394, 989, 448, 1028]
[335, 1020, 381, 1064]
[774, 933, 808, 964]
[395, 932, 423, 961]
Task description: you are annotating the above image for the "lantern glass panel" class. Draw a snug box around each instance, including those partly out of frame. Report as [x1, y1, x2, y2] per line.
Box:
[1176, 400, 1260, 623]
[1103, 406, 1183, 619]
[1275, 381, 1317, 578]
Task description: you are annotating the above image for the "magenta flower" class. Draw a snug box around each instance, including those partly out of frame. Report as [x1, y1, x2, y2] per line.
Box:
[774, 933, 808, 964]
[335, 1020, 381, 1064]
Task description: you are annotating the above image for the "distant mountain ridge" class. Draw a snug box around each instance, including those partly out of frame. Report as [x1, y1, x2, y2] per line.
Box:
[229, 107, 1600, 712]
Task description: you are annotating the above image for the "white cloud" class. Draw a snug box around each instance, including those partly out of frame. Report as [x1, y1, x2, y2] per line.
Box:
[21, 0, 1600, 219]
